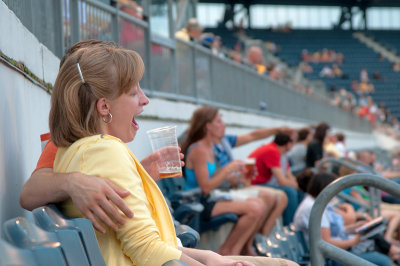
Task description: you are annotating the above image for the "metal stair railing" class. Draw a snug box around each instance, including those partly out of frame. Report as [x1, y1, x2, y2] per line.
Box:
[315, 157, 380, 217]
[309, 173, 400, 265]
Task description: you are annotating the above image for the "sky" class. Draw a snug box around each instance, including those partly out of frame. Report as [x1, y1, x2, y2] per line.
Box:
[197, 4, 400, 30]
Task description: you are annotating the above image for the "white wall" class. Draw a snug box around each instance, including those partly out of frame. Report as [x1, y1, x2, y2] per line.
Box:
[0, 1, 396, 228]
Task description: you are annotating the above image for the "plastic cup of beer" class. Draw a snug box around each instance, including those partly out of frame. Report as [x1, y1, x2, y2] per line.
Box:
[146, 125, 182, 178]
[244, 158, 256, 180]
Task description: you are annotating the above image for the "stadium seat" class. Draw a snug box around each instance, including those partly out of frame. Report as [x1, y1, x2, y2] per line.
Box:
[0, 237, 65, 266]
[3, 217, 89, 266]
[158, 178, 238, 251]
[32, 205, 105, 266]
[253, 233, 282, 258]
[158, 178, 238, 233]
[175, 222, 200, 248]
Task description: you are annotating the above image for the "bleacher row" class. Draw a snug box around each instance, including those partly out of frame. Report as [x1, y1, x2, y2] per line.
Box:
[0, 205, 187, 266]
[157, 177, 311, 263]
[3, 155, 399, 265]
[0, 187, 310, 265]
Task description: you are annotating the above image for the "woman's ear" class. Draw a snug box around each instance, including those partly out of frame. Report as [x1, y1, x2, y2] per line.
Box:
[96, 98, 110, 116]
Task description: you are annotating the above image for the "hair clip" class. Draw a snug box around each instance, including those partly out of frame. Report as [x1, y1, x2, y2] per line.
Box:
[76, 63, 85, 84]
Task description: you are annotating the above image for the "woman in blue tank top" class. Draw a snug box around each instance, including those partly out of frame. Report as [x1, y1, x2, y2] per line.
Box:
[181, 106, 266, 256]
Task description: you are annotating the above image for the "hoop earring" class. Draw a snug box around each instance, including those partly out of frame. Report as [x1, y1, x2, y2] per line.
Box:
[102, 112, 112, 124]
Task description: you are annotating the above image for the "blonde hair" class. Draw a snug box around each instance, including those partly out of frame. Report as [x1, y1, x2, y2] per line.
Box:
[50, 46, 145, 147]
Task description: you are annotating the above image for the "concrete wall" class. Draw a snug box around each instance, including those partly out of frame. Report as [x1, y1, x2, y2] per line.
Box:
[0, 1, 394, 228]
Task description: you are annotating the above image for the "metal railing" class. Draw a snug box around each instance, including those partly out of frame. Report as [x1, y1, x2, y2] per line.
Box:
[315, 157, 381, 217]
[309, 174, 400, 265]
[2, 0, 372, 132]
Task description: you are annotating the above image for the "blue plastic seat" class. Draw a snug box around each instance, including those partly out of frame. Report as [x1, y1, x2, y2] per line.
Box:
[175, 222, 200, 248]
[3, 217, 89, 266]
[158, 178, 238, 234]
[162, 259, 189, 266]
[32, 205, 105, 266]
[0, 237, 65, 266]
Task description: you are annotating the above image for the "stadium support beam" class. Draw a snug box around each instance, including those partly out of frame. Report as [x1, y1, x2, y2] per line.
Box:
[218, 1, 250, 28]
[175, 0, 189, 30]
[334, 1, 369, 30]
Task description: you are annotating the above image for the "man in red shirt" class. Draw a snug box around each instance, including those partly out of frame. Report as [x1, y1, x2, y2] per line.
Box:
[249, 133, 302, 225]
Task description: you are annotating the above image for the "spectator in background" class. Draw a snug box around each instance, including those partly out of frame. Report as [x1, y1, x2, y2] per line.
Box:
[246, 46, 267, 75]
[335, 133, 347, 157]
[320, 65, 334, 78]
[119, 0, 145, 55]
[249, 133, 303, 226]
[336, 52, 344, 64]
[301, 49, 312, 61]
[351, 79, 360, 94]
[230, 50, 243, 64]
[306, 122, 330, 167]
[332, 64, 345, 78]
[175, 18, 203, 42]
[294, 171, 396, 266]
[359, 81, 374, 94]
[269, 63, 284, 81]
[360, 68, 369, 83]
[298, 61, 313, 74]
[180, 107, 289, 257]
[311, 50, 321, 62]
[320, 48, 331, 62]
[392, 63, 400, 72]
[265, 41, 280, 54]
[373, 71, 384, 81]
[367, 96, 378, 124]
[324, 134, 341, 158]
[202, 106, 290, 236]
[288, 128, 313, 175]
[201, 35, 224, 58]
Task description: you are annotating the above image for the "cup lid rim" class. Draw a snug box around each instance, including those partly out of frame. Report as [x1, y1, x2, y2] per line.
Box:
[146, 125, 177, 134]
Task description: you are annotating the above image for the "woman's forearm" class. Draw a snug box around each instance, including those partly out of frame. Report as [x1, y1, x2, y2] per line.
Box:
[179, 247, 209, 265]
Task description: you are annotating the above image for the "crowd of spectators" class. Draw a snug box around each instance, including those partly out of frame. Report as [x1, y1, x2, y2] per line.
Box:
[177, 17, 400, 143]
[301, 48, 344, 64]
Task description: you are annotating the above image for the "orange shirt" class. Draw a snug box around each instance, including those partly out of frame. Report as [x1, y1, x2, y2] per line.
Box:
[34, 140, 58, 171]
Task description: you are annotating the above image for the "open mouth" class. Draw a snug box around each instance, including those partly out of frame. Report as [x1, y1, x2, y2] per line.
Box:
[132, 117, 139, 130]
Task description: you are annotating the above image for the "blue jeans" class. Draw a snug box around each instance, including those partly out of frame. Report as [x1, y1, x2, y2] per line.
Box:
[381, 177, 400, 204]
[262, 184, 304, 226]
[327, 251, 391, 266]
[355, 251, 392, 266]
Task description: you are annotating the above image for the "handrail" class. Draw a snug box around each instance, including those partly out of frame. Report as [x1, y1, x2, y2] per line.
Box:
[315, 157, 381, 217]
[309, 174, 400, 265]
[340, 157, 377, 174]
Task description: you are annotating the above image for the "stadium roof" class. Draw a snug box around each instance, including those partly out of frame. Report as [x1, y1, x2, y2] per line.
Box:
[198, 0, 400, 7]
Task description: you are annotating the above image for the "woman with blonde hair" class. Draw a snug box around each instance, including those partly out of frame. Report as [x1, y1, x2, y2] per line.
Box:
[50, 44, 293, 266]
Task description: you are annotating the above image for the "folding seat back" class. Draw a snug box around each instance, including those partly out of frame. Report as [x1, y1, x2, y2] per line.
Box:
[32, 205, 105, 266]
[3, 217, 89, 266]
[162, 259, 189, 266]
[0, 238, 36, 266]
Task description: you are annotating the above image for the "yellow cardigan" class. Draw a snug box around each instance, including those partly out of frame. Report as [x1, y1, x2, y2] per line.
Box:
[54, 135, 182, 266]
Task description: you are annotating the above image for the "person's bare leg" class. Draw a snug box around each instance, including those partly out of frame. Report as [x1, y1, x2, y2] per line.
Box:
[254, 187, 288, 236]
[382, 209, 400, 243]
[243, 197, 267, 256]
[213, 199, 264, 256]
